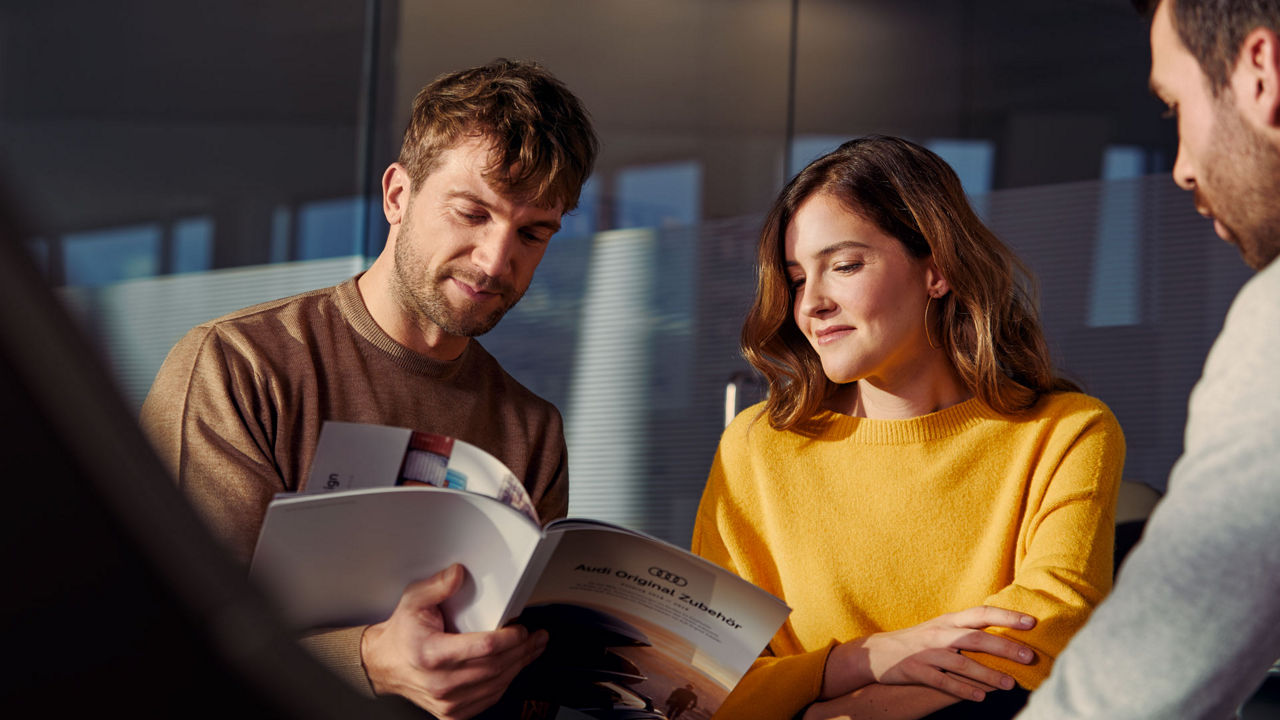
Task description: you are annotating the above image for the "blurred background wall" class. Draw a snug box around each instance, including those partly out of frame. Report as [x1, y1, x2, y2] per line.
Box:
[0, 0, 1250, 546]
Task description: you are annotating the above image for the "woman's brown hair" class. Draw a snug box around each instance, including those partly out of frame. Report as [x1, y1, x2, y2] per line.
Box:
[743, 135, 1078, 430]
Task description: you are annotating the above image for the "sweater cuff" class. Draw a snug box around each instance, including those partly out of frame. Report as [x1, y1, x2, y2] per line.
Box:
[298, 626, 375, 696]
[718, 641, 836, 719]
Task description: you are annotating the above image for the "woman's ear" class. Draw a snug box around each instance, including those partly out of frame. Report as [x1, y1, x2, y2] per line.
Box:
[924, 259, 951, 298]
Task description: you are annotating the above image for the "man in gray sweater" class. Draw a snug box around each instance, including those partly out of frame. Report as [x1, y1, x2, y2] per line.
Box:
[1019, 1, 1280, 718]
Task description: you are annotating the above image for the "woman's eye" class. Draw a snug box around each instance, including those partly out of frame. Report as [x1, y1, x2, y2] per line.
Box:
[788, 277, 805, 290]
[834, 262, 863, 273]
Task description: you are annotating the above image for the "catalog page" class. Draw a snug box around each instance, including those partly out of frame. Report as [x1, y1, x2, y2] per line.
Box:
[515, 522, 789, 718]
[304, 421, 540, 524]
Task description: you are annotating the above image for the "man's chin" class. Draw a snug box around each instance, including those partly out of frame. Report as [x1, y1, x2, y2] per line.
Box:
[1210, 218, 1260, 266]
[1213, 218, 1233, 243]
[439, 308, 509, 338]
[1242, 241, 1280, 271]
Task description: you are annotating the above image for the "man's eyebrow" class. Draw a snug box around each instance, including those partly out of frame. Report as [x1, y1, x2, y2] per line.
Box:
[530, 217, 561, 233]
[446, 189, 562, 232]
[446, 189, 492, 207]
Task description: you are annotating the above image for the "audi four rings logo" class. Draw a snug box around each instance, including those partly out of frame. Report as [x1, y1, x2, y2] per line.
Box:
[649, 566, 688, 586]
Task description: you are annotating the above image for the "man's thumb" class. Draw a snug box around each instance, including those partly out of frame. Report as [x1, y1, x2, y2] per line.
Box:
[400, 563, 466, 610]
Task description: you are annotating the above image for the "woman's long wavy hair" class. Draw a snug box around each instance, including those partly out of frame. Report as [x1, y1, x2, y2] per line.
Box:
[743, 136, 1078, 430]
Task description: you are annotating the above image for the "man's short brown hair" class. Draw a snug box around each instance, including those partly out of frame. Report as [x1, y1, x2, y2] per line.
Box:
[1136, 0, 1280, 94]
[398, 58, 599, 211]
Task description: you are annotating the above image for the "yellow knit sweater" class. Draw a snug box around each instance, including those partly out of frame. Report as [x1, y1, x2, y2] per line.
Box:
[692, 392, 1125, 719]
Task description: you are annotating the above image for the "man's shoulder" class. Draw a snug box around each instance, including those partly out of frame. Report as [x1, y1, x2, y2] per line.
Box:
[192, 281, 349, 336]
[1226, 258, 1280, 325]
[156, 279, 359, 381]
[1201, 261, 1280, 381]
[1185, 261, 1280, 440]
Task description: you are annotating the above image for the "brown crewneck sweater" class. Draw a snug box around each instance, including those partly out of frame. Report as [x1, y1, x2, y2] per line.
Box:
[141, 274, 568, 692]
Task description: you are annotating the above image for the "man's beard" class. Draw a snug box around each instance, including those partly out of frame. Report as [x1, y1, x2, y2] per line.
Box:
[390, 216, 522, 339]
[1200, 97, 1280, 270]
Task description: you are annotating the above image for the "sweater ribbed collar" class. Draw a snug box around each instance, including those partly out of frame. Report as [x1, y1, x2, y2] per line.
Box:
[333, 274, 475, 380]
[813, 396, 996, 445]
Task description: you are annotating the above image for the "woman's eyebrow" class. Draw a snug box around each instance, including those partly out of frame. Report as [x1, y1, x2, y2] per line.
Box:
[786, 240, 872, 268]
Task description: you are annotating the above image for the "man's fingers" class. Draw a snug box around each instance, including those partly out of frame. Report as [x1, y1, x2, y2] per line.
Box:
[364, 568, 547, 719]
[951, 605, 1036, 631]
[457, 627, 547, 673]
[411, 630, 549, 719]
[463, 632, 549, 701]
[418, 624, 539, 670]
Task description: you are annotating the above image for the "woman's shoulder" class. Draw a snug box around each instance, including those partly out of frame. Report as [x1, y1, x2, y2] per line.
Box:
[720, 401, 822, 454]
[1029, 391, 1123, 436]
[722, 401, 773, 444]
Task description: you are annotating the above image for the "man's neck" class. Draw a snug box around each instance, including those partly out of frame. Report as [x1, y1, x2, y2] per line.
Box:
[357, 258, 470, 362]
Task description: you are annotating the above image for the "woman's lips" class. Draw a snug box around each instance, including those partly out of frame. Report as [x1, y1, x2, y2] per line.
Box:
[814, 326, 854, 345]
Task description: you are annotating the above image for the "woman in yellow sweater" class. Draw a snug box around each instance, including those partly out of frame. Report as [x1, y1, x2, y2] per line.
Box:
[693, 136, 1125, 720]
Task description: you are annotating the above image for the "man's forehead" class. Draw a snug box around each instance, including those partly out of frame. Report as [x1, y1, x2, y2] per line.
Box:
[1148, 1, 1192, 96]
[451, 133, 564, 208]
[430, 140, 564, 216]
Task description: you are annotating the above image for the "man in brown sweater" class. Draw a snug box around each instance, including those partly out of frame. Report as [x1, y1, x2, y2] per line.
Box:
[141, 59, 597, 719]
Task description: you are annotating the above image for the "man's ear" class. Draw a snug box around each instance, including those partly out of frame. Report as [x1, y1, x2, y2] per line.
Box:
[1232, 27, 1280, 129]
[382, 163, 413, 225]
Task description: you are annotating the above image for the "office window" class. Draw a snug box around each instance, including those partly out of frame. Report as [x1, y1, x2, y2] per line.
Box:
[560, 176, 601, 240]
[789, 135, 846, 177]
[63, 224, 161, 287]
[614, 162, 702, 230]
[297, 197, 364, 260]
[1088, 145, 1149, 328]
[172, 217, 214, 274]
[927, 138, 995, 196]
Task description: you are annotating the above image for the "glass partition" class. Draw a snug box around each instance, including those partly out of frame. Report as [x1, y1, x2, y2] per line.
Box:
[3, 0, 1245, 547]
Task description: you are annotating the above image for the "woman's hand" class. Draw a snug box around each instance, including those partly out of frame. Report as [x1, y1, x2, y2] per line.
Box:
[823, 605, 1037, 702]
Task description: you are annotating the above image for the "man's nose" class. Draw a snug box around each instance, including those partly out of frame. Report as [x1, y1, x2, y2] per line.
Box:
[1172, 140, 1196, 191]
[470, 226, 517, 278]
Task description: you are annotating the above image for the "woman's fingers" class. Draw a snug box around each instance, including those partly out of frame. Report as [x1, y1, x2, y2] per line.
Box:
[950, 627, 1036, 664]
[949, 605, 1036, 632]
[937, 672, 991, 702]
[829, 606, 1039, 701]
[932, 648, 1018, 690]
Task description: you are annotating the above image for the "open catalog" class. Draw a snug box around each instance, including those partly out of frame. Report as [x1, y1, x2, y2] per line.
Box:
[250, 421, 790, 719]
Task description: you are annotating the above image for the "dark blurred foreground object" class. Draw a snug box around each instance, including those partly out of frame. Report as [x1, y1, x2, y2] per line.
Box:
[507, 603, 663, 719]
[0, 187, 419, 719]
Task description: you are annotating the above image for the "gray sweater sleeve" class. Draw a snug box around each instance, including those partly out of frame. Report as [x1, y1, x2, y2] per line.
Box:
[1019, 261, 1280, 720]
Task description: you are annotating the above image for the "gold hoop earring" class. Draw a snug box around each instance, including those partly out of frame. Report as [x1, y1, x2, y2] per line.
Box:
[924, 295, 940, 350]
